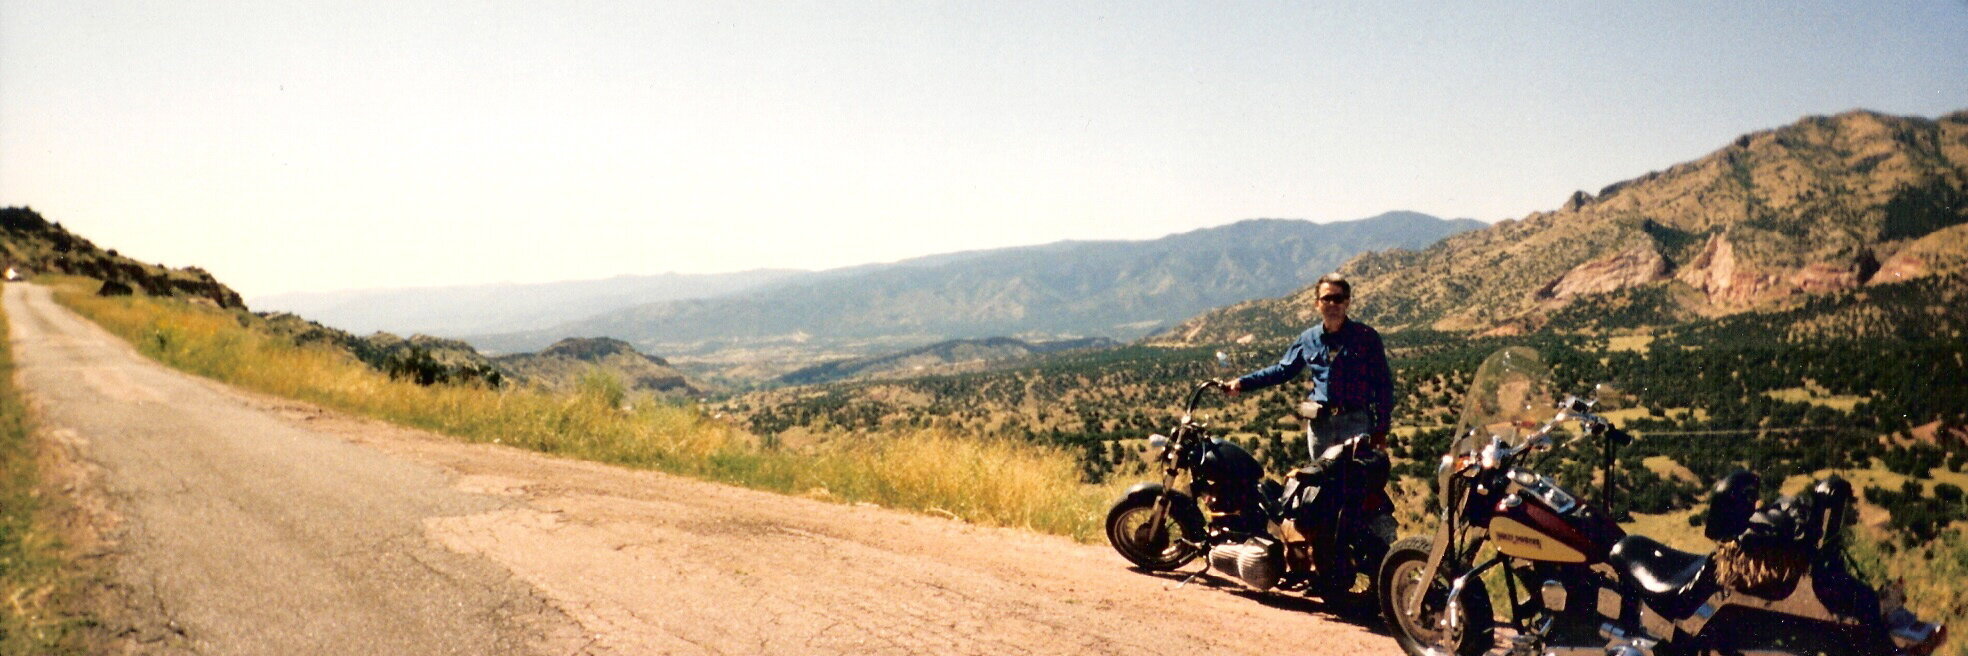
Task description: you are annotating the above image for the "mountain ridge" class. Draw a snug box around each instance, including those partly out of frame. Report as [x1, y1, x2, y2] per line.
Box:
[469, 212, 1484, 364]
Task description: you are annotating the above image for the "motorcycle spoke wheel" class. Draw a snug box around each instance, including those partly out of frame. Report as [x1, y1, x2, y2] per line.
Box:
[1106, 504, 1196, 571]
[1379, 537, 1492, 656]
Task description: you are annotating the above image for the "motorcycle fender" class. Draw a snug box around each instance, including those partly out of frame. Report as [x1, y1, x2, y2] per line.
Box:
[1118, 482, 1207, 538]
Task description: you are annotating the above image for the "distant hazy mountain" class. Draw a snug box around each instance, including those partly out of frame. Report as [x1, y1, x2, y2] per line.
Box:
[251, 270, 802, 336]
[471, 212, 1483, 357]
[1159, 109, 1968, 344]
[778, 336, 1118, 386]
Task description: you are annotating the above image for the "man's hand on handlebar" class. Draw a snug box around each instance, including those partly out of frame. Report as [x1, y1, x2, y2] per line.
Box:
[1222, 378, 1242, 396]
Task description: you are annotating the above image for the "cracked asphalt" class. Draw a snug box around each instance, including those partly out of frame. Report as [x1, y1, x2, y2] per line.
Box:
[7, 283, 1401, 655]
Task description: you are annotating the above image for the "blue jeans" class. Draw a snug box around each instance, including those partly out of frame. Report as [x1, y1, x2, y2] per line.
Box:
[1306, 408, 1374, 460]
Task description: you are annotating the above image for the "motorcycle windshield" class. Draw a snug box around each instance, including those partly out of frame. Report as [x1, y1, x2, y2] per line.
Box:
[1450, 346, 1559, 458]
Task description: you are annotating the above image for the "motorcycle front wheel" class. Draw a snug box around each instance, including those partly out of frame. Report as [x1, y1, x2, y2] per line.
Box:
[1105, 494, 1200, 571]
[1377, 536, 1494, 656]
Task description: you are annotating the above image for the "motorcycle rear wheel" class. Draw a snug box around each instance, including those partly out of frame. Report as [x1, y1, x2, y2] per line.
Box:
[1105, 495, 1200, 571]
[1378, 536, 1493, 656]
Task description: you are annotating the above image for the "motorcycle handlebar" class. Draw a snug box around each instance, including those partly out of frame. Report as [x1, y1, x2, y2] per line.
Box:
[1183, 379, 1224, 415]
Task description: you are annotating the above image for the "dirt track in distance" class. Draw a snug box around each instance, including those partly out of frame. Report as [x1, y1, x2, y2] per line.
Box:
[6, 282, 1401, 655]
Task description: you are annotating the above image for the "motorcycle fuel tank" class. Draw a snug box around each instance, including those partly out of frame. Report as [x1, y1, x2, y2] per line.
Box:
[1490, 492, 1610, 564]
[1199, 438, 1265, 487]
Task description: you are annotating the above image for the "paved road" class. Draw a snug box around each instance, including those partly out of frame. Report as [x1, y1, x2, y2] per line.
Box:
[6, 282, 1402, 655]
[6, 283, 583, 654]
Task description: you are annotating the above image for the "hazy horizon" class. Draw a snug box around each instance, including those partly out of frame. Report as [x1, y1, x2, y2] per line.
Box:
[247, 210, 1467, 302]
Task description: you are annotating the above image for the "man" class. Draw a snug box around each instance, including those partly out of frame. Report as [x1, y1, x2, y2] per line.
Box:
[1225, 273, 1393, 459]
[1226, 272, 1398, 584]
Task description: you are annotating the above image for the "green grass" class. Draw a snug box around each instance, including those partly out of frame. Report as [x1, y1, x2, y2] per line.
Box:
[49, 278, 1124, 541]
[0, 282, 88, 654]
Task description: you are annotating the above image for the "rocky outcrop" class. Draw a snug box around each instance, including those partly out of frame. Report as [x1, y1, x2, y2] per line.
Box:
[1675, 233, 1882, 311]
[1676, 234, 1778, 309]
[1539, 244, 1669, 302]
[1562, 190, 1595, 212]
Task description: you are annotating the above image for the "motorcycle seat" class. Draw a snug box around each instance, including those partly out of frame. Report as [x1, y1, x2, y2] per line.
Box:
[1609, 534, 1711, 612]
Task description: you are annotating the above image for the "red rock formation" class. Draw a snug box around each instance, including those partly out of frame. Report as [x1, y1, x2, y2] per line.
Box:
[1676, 234, 1773, 309]
[1542, 244, 1669, 301]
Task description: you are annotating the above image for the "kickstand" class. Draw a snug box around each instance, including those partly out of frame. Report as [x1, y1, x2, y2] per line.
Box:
[1169, 559, 1211, 591]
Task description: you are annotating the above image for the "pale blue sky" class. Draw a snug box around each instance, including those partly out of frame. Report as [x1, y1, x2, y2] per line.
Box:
[4, 1, 1965, 297]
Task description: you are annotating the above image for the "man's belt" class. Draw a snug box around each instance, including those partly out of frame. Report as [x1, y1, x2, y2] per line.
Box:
[1295, 401, 1366, 420]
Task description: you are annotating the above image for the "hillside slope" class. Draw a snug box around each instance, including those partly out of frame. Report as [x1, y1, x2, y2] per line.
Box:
[2, 207, 243, 309]
[1159, 109, 1968, 343]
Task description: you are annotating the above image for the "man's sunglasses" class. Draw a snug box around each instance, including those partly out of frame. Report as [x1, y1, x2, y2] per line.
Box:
[1318, 295, 1350, 303]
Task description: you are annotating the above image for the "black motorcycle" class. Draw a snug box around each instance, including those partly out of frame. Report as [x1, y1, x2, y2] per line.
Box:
[1103, 379, 1394, 600]
[1376, 346, 1947, 656]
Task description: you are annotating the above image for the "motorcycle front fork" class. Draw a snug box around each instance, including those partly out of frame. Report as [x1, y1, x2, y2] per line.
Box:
[1443, 555, 1502, 633]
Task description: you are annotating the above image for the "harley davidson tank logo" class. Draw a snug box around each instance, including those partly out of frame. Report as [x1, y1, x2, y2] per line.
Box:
[1496, 531, 1543, 548]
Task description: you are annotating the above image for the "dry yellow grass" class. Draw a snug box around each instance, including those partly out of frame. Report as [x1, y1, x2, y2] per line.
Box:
[50, 278, 1115, 541]
[1620, 507, 1715, 554]
[1763, 386, 1869, 412]
[1605, 335, 1655, 353]
[1641, 455, 1702, 485]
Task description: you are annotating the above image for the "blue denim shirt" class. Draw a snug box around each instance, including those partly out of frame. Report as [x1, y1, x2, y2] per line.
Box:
[1236, 319, 1394, 435]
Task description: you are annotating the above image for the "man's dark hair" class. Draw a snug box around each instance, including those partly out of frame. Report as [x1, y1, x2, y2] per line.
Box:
[1316, 273, 1351, 298]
